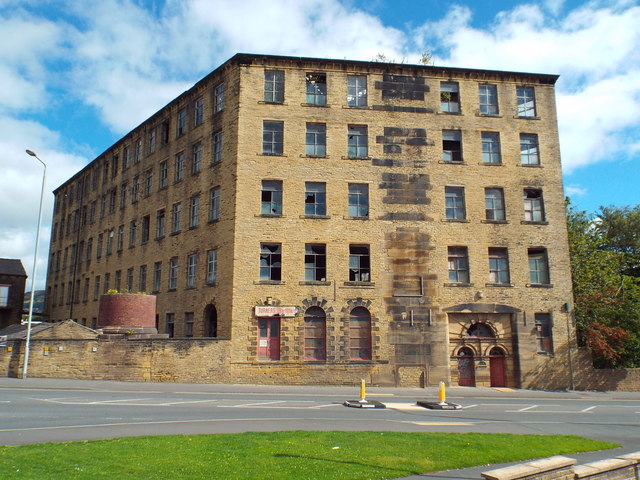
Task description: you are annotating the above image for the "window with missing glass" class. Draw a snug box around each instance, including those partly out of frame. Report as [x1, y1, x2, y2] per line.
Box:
[260, 243, 281, 281]
[305, 244, 326, 281]
[306, 72, 327, 105]
[349, 245, 370, 282]
[347, 125, 368, 158]
[261, 180, 282, 216]
[348, 183, 368, 218]
[304, 182, 326, 216]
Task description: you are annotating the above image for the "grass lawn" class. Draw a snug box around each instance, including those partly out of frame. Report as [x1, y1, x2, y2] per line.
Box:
[0, 431, 616, 479]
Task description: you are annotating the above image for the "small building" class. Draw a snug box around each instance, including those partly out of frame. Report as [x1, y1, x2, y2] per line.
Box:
[0, 259, 27, 329]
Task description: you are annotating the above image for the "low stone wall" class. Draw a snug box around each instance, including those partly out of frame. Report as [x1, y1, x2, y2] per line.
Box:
[482, 452, 640, 480]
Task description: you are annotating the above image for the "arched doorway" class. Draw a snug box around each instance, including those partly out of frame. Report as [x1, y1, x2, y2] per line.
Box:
[204, 304, 218, 338]
[457, 346, 475, 386]
[489, 347, 506, 387]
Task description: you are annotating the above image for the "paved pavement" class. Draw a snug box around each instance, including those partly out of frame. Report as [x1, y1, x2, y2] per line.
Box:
[1, 377, 638, 479]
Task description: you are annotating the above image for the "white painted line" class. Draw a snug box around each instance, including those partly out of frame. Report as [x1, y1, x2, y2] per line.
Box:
[462, 404, 478, 409]
[581, 406, 597, 413]
[407, 421, 476, 426]
[517, 405, 540, 412]
[227, 401, 287, 407]
[35, 398, 218, 407]
[310, 404, 342, 409]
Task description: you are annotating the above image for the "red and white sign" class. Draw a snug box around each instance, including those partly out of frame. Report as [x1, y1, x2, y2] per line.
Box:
[254, 306, 298, 317]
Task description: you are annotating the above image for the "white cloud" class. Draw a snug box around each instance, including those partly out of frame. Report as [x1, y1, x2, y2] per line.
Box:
[565, 184, 588, 197]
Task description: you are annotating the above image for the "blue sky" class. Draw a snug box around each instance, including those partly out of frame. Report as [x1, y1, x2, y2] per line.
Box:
[1, 0, 639, 290]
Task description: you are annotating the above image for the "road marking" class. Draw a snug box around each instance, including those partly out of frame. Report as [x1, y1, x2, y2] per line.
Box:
[407, 422, 477, 426]
[581, 406, 597, 413]
[517, 405, 539, 412]
[463, 404, 478, 409]
[229, 401, 287, 407]
[35, 398, 219, 407]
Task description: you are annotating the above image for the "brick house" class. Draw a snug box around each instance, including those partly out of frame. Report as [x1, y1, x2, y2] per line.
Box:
[44, 54, 575, 388]
[0, 258, 27, 329]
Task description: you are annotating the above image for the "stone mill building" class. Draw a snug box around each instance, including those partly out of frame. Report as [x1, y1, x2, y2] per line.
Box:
[43, 53, 575, 388]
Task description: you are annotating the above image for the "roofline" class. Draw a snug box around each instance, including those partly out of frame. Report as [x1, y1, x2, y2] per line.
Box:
[54, 52, 559, 193]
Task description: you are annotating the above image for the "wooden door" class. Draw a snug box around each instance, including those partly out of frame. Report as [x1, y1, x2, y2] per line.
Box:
[457, 347, 476, 386]
[258, 318, 280, 360]
[489, 348, 506, 387]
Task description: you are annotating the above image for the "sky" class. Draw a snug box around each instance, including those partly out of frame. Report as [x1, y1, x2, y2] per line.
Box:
[0, 0, 639, 291]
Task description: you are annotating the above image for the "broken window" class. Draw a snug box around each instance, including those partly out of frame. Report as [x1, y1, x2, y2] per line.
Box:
[306, 72, 327, 105]
[260, 243, 282, 281]
[440, 82, 460, 113]
[349, 244, 370, 282]
[442, 130, 462, 162]
[348, 183, 368, 218]
[305, 244, 326, 281]
[261, 180, 282, 216]
[485, 188, 505, 221]
[448, 246, 469, 283]
[304, 182, 326, 216]
[347, 125, 368, 158]
[524, 188, 544, 222]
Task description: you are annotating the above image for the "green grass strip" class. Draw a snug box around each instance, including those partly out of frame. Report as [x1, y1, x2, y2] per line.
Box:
[0, 431, 617, 479]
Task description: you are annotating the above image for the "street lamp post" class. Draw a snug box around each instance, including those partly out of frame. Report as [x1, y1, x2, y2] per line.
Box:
[23, 149, 47, 379]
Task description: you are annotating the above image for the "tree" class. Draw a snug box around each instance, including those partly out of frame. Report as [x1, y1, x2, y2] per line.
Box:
[567, 202, 640, 368]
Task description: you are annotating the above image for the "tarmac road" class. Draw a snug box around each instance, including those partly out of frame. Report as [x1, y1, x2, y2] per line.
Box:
[1, 378, 638, 479]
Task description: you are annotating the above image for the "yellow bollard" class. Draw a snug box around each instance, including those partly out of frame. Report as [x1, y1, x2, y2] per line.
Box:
[438, 381, 446, 404]
[359, 378, 366, 402]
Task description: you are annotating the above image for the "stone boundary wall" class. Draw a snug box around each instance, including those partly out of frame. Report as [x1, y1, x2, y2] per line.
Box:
[482, 452, 640, 480]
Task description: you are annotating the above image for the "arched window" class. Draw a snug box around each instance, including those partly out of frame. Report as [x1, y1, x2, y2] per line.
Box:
[304, 307, 326, 361]
[204, 304, 218, 338]
[349, 306, 371, 360]
[467, 322, 494, 338]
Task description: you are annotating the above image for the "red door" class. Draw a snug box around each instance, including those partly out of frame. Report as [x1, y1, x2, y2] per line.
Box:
[258, 318, 280, 360]
[457, 347, 476, 386]
[489, 348, 506, 387]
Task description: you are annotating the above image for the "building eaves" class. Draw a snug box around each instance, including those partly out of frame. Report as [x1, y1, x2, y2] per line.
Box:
[0, 258, 27, 277]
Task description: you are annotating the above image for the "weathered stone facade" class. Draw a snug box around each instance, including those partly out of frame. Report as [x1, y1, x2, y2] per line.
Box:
[43, 54, 575, 388]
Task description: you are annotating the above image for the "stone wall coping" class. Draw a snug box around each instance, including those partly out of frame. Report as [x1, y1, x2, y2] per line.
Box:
[573, 458, 634, 478]
[616, 451, 640, 463]
[482, 456, 576, 480]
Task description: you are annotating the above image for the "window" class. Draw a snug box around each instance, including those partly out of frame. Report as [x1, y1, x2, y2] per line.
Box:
[194, 97, 204, 126]
[214, 84, 224, 113]
[482, 132, 501, 164]
[134, 139, 143, 164]
[264, 70, 284, 103]
[261, 180, 282, 216]
[109, 188, 116, 213]
[100, 194, 106, 217]
[106, 229, 113, 256]
[305, 244, 326, 281]
[102, 160, 109, 184]
[535, 313, 553, 353]
[260, 243, 281, 281]
[488, 247, 510, 284]
[141, 215, 150, 244]
[129, 220, 137, 247]
[209, 187, 220, 222]
[104, 273, 110, 293]
[153, 262, 161, 292]
[304, 182, 326, 216]
[349, 307, 372, 360]
[161, 121, 169, 144]
[524, 189, 545, 222]
[348, 125, 368, 158]
[304, 307, 326, 361]
[169, 257, 178, 290]
[206, 249, 218, 284]
[445, 186, 466, 220]
[139, 265, 147, 292]
[97, 234, 103, 258]
[448, 246, 469, 283]
[86, 238, 93, 263]
[0, 285, 9, 306]
[122, 146, 130, 170]
[148, 128, 156, 154]
[83, 278, 89, 302]
[528, 248, 550, 284]
[127, 268, 134, 292]
[347, 75, 367, 107]
[485, 188, 506, 221]
[440, 82, 460, 113]
[94, 276, 100, 300]
[177, 108, 187, 136]
[442, 130, 462, 162]
[520, 134, 540, 165]
[171, 203, 181, 233]
[306, 72, 327, 105]
[517, 87, 536, 117]
[263, 121, 283, 155]
[166, 313, 175, 338]
[186, 254, 197, 287]
[144, 170, 153, 197]
[191, 143, 202, 174]
[349, 245, 370, 282]
[113, 270, 122, 292]
[305, 123, 326, 157]
[212, 131, 222, 164]
[116, 225, 124, 252]
[111, 154, 118, 177]
[189, 195, 199, 228]
[185, 312, 194, 337]
[159, 160, 168, 189]
[119, 183, 127, 210]
[132, 176, 139, 202]
[479, 84, 498, 115]
[156, 209, 165, 238]
[348, 184, 369, 218]
[175, 153, 184, 181]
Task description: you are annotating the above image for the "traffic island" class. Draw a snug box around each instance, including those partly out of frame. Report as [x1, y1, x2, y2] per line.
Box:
[417, 381, 462, 410]
[343, 379, 386, 409]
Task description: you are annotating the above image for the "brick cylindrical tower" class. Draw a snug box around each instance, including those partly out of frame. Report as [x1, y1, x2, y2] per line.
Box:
[98, 293, 157, 334]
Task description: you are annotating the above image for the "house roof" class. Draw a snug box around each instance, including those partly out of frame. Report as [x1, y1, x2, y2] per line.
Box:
[0, 258, 27, 277]
[0, 319, 99, 340]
